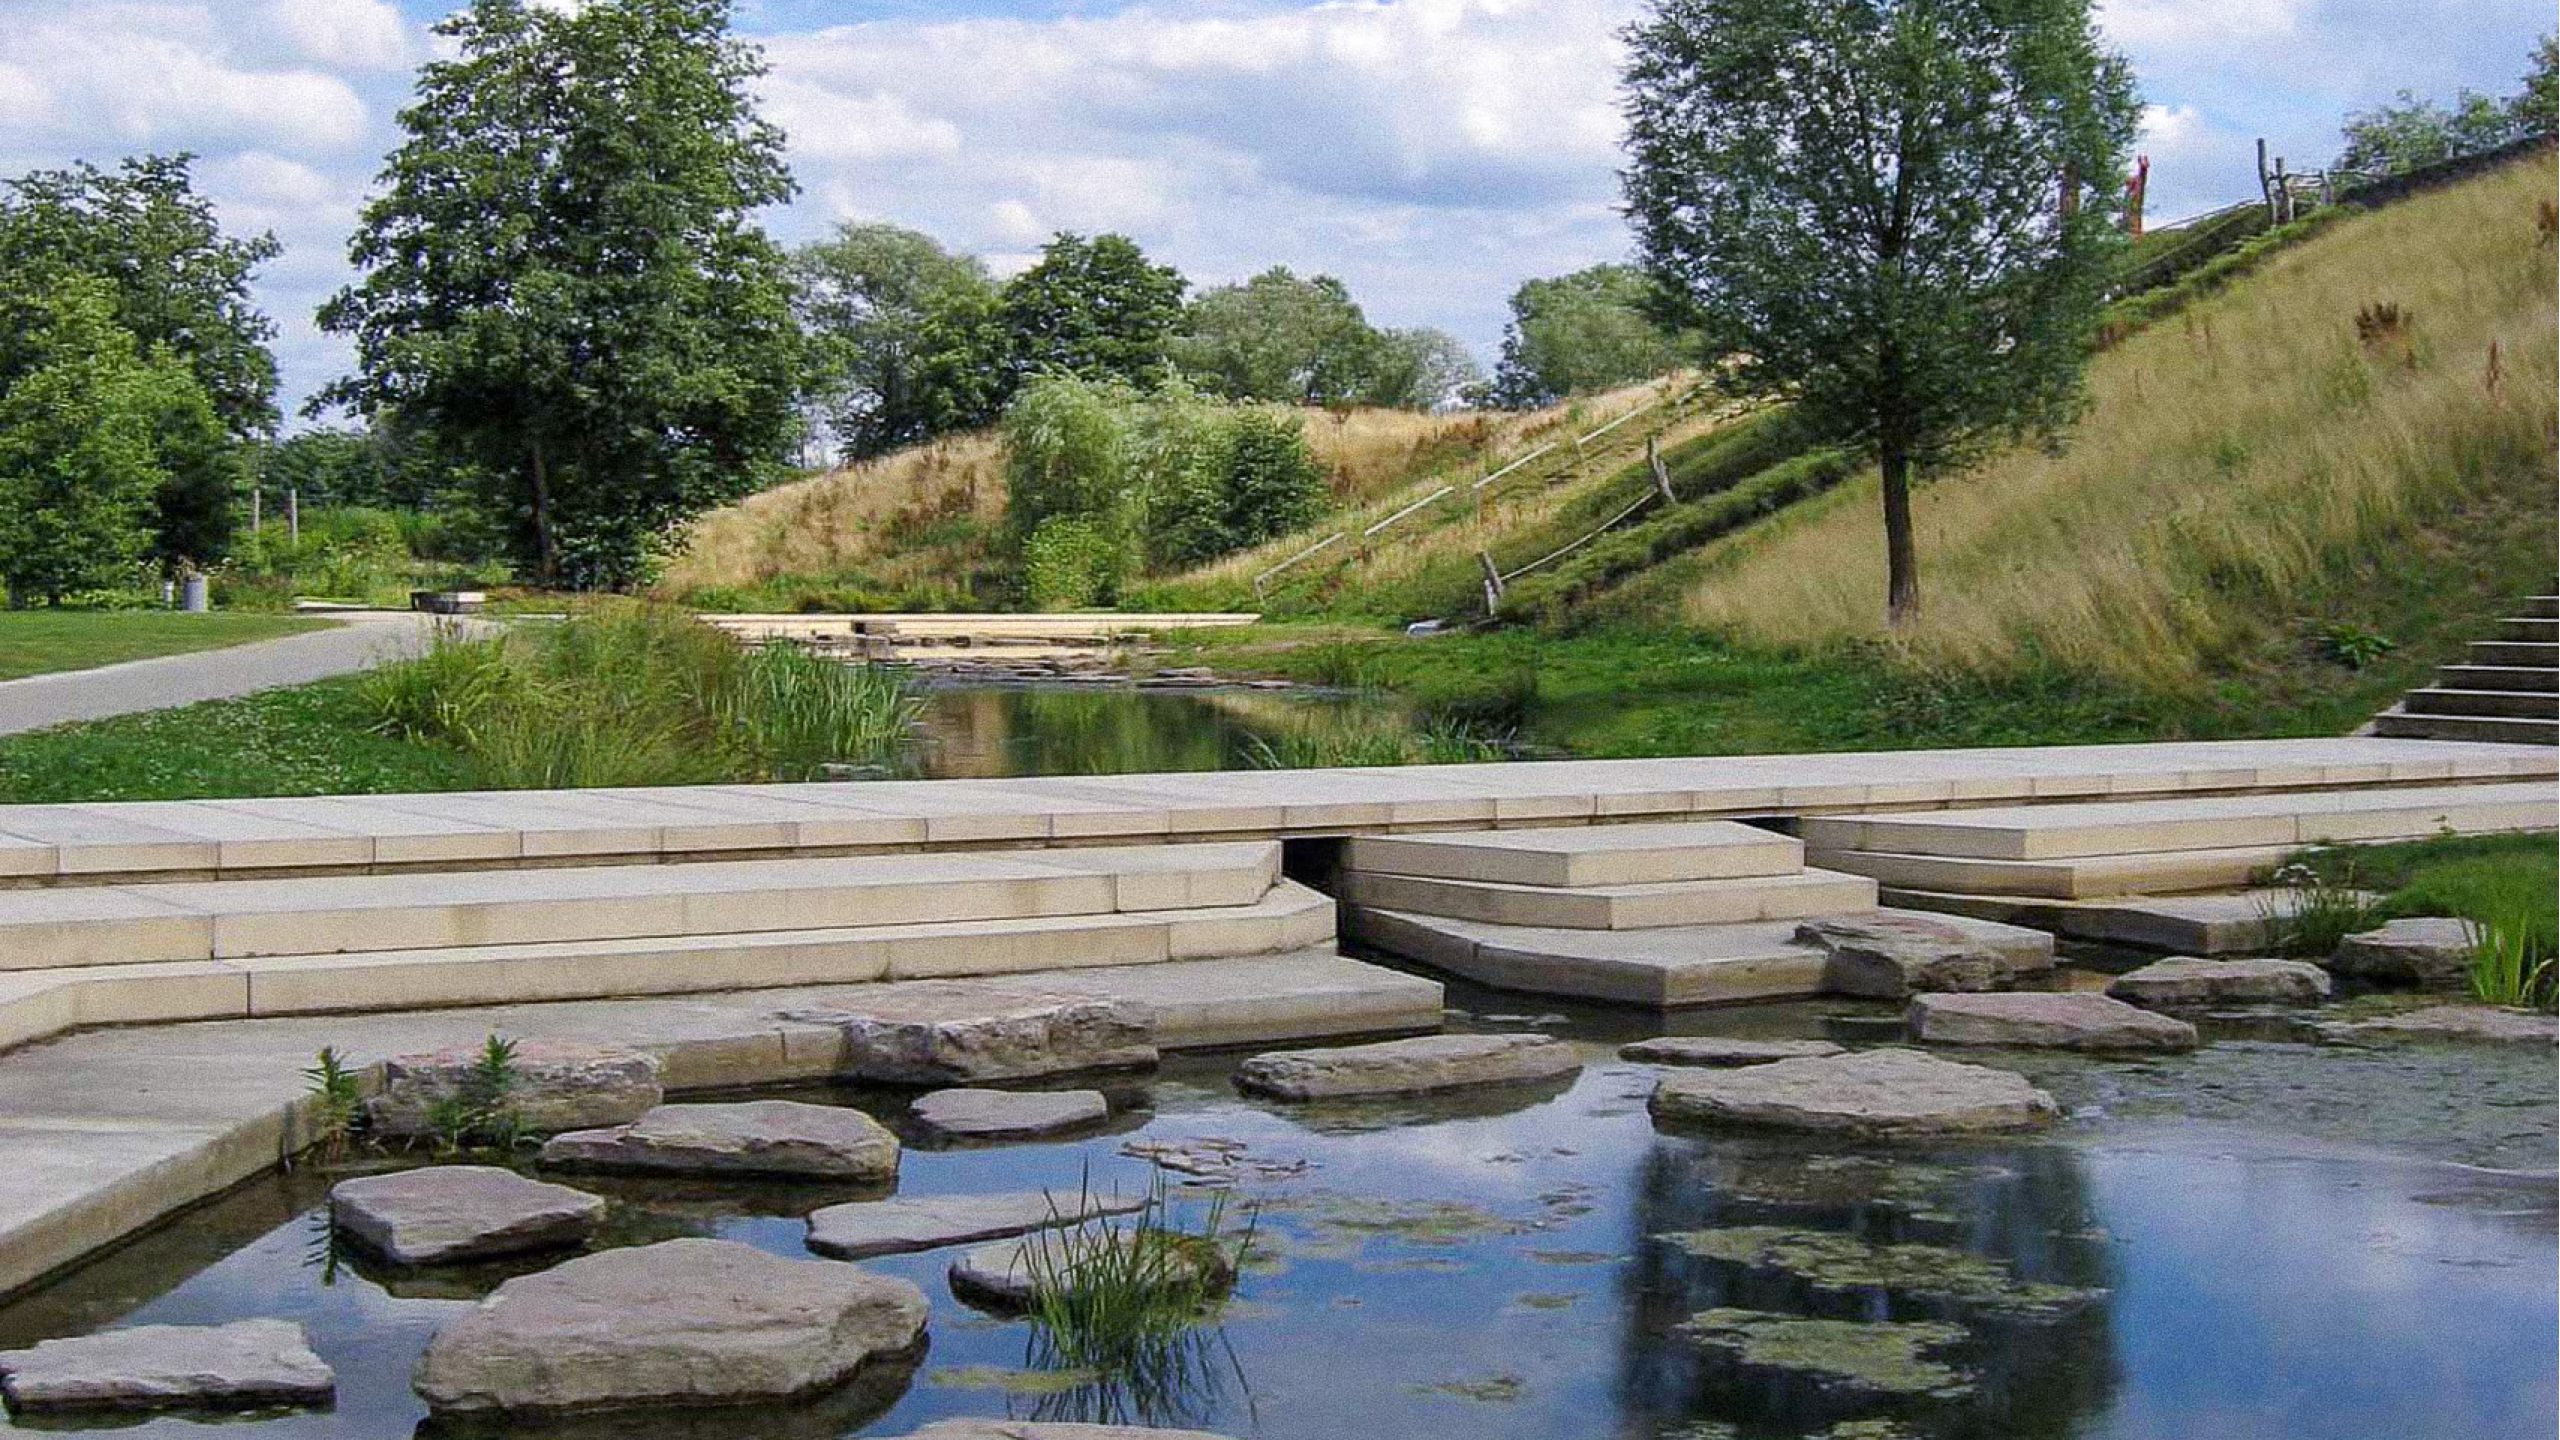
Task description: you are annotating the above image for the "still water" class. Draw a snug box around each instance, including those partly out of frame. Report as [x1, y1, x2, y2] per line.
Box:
[899, 685, 1412, 779]
[1, 986, 2549, 1440]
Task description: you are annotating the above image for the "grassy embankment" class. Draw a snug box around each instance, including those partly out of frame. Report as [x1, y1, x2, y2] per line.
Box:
[2287, 832, 2558, 1008]
[0, 611, 330, 681]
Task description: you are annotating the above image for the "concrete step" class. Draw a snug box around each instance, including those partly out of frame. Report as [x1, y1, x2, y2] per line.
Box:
[2497, 617, 2559, 643]
[1800, 782, 2553, 862]
[1344, 903, 2050, 1007]
[1807, 842, 2300, 901]
[1336, 866, 1877, 931]
[2527, 595, 2560, 620]
[1342, 820, 1800, 888]
[0, 842, 1280, 971]
[1883, 886, 2293, 956]
[2398, 688, 2560, 720]
[2372, 710, 2560, 746]
[2436, 664, 2559, 693]
[2468, 640, 2560, 668]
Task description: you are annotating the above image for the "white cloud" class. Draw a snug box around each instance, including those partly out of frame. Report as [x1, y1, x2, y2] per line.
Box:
[263, 0, 414, 73]
[0, 8, 370, 156]
[2099, 0, 2310, 50]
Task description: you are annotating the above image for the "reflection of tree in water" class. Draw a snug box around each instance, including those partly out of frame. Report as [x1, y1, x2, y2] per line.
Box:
[1615, 1135, 2121, 1438]
[906, 686, 1411, 779]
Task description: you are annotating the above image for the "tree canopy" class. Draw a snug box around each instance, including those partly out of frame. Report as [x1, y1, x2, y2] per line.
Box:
[1622, 0, 2138, 625]
[320, 0, 804, 589]
[999, 232, 1189, 391]
[792, 222, 1007, 461]
[1489, 263, 1691, 407]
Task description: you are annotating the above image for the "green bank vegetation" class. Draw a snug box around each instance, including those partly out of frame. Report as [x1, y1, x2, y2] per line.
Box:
[2287, 832, 2558, 1009]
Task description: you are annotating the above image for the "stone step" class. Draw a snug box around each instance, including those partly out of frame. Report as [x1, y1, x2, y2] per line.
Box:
[2497, 617, 2559, 643]
[2435, 663, 2559, 693]
[1807, 842, 2299, 901]
[1882, 886, 2289, 955]
[0, 882, 1337, 1053]
[2371, 710, 2560, 746]
[2468, 640, 2559, 669]
[1336, 867, 1878, 931]
[0, 843, 1281, 971]
[2398, 687, 2560, 720]
[1799, 782, 2553, 862]
[1342, 821, 1800, 888]
[2527, 595, 2560, 620]
[1344, 904, 2050, 1007]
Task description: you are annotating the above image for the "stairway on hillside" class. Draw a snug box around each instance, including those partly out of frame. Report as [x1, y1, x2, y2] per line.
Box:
[2371, 594, 2558, 745]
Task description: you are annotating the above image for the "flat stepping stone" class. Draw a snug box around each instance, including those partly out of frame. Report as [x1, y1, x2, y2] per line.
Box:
[1678, 1307, 1973, 1401]
[368, 1039, 662, 1139]
[1619, 1036, 1846, 1066]
[1908, 991, 2197, 1052]
[911, 1087, 1108, 1139]
[2314, 1004, 2557, 1046]
[2106, 956, 2331, 1008]
[539, 1100, 899, 1180]
[1797, 914, 2040, 999]
[2329, 917, 2475, 988]
[807, 1189, 1150, 1259]
[784, 981, 1157, 1083]
[1651, 1047, 2057, 1138]
[1232, 1032, 1581, 1100]
[413, 1237, 927, 1415]
[0, 1319, 334, 1413]
[330, 1164, 604, 1265]
[893, 1421, 1238, 1439]
[948, 1226, 1235, 1313]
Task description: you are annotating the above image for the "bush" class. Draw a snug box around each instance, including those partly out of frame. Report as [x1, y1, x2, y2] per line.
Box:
[1025, 515, 1128, 609]
[1222, 409, 1326, 548]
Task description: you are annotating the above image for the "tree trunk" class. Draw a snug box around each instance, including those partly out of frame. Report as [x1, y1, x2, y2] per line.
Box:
[528, 436, 562, 587]
[1880, 440, 1920, 628]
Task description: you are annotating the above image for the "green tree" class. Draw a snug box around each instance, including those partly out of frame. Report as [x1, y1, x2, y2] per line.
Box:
[320, 0, 804, 589]
[2520, 35, 2559, 139]
[1370, 327, 1485, 410]
[1622, 0, 2139, 625]
[792, 223, 1007, 460]
[1174, 267, 1390, 405]
[1220, 408, 1327, 545]
[2338, 89, 2520, 174]
[0, 280, 214, 604]
[1000, 233, 1188, 389]
[1489, 263, 1689, 407]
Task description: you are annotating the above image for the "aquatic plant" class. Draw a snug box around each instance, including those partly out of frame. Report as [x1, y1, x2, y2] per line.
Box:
[2464, 905, 2557, 1010]
[1018, 1174, 1255, 1407]
[2262, 860, 2380, 957]
[425, 1032, 528, 1156]
[300, 1046, 364, 1161]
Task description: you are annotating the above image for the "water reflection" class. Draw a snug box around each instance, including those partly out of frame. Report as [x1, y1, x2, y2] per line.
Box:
[901, 685, 1410, 779]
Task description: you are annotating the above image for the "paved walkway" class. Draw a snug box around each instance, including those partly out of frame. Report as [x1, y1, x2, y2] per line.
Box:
[0, 612, 464, 736]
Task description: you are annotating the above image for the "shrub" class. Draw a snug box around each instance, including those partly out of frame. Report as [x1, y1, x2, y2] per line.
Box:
[1026, 516, 1128, 609]
[1220, 409, 1326, 549]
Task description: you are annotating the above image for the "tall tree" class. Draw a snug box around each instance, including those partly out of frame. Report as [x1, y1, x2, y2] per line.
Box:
[1000, 232, 1188, 390]
[2519, 34, 2559, 138]
[1623, 0, 2138, 625]
[1173, 266, 1388, 406]
[320, 0, 803, 589]
[792, 222, 1007, 461]
[1489, 263, 1688, 407]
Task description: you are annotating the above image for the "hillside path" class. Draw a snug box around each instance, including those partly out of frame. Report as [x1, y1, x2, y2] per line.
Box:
[0, 611, 471, 736]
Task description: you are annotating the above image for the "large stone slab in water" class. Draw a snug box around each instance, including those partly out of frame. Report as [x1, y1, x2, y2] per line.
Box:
[2106, 956, 2331, 1008]
[0, 1319, 335, 1413]
[413, 1237, 926, 1415]
[1677, 1307, 1973, 1401]
[539, 1100, 899, 1180]
[893, 1422, 1239, 1439]
[1797, 914, 2048, 999]
[1619, 1036, 1846, 1067]
[785, 981, 1157, 1083]
[807, 1190, 1150, 1259]
[2329, 917, 2476, 989]
[368, 1038, 662, 1138]
[1232, 1032, 1581, 1100]
[911, 1087, 1109, 1139]
[1651, 1047, 2057, 1138]
[1908, 991, 2197, 1052]
[2314, 1004, 2557, 1046]
[331, 1164, 605, 1265]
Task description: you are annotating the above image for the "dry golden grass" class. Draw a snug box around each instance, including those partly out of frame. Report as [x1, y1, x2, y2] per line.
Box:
[1681, 156, 2560, 688]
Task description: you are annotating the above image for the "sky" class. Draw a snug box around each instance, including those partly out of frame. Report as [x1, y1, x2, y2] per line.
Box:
[0, 0, 2545, 426]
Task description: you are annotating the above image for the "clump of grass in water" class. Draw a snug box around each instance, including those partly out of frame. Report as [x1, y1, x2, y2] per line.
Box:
[2465, 905, 2557, 1011]
[1244, 715, 1509, 769]
[1015, 1177, 1255, 1426]
[424, 1033, 527, 1157]
[2261, 860, 2379, 957]
[301, 1047, 364, 1163]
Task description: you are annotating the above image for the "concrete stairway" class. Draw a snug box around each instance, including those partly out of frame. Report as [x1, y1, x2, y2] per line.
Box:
[1337, 821, 2048, 1006]
[2373, 596, 2559, 745]
[0, 841, 1355, 1052]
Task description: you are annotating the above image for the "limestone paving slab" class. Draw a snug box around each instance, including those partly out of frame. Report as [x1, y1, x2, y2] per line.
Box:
[2329, 917, 2477, 988]
[1798, 913, 2052, 999]
[1619, 1036, 1846, 1066]
[2106, 957, 2332, 1008]
[1886, 887, 2291, 955]
[1802, 781, 2554, 861]
[1650, 1047, 2059, 1137]
[330, 1165, 605, 1265]
[1337, 865, 1878, 931]
[1908, 992, 2198, 1052]
[1233, 1032, 1581, 1100]
[806, 1189, 1150, 1259]
[412, 1238, 928, 1415]
[1809, 841, 2302, 901]
[911, 1087, 1110, 1139]
[0, 1319, 333, 1413]
[1346, 905, 1836, 1007]
[1344, 820, 1802, 888]
[540, 1100, 901, 1179]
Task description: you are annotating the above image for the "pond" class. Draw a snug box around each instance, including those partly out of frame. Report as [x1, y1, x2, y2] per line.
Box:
[898, 684, 1418, 779]
[2, 976, 2550, 1440]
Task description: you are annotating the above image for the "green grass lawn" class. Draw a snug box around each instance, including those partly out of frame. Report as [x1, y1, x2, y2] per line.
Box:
[0, 677, 469, 802]
[0, 611, 330, 682]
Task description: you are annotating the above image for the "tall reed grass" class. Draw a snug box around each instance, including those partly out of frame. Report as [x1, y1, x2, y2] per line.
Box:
[1679, 156, 2559, 689]
[357, 601, 922, 788]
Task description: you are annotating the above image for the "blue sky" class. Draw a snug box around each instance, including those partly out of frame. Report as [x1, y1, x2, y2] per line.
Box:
[2, 0, 2547, 424]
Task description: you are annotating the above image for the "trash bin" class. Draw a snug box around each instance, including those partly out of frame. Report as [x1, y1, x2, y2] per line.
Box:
[179, 574, 210, 612]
